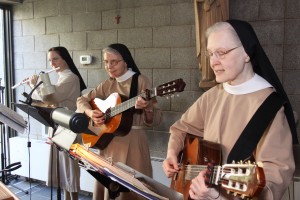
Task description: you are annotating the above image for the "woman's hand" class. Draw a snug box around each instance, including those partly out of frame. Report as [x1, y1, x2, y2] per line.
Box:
[162, 153, 179, 178]
[86, 109, 105, 126]
[23, 74, 38, 88]
[135, 96, 152, 110]
[189, 170, 210, 200]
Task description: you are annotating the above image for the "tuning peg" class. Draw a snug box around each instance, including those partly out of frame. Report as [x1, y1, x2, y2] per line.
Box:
[233, 192, 237, 196]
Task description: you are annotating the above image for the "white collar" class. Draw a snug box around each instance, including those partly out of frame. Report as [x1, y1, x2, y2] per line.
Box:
[223, 74, 272, 95]
[115, 68, 136, 82]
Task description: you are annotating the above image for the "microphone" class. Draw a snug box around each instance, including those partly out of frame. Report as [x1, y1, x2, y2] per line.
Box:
[40, 72, 55, 95]
[51, 108, 89, 133]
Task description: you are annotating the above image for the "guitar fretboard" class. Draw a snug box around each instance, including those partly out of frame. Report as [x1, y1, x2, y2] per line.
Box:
[110, 96, 139, 117]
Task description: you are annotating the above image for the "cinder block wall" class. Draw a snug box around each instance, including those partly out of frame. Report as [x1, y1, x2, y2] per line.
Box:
[11, 0, 300, 158]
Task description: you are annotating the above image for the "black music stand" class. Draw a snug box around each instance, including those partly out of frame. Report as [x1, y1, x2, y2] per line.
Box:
[13, 103, 62, 200]
[13, 103, 55, 128]
[0, 77, 27, 194]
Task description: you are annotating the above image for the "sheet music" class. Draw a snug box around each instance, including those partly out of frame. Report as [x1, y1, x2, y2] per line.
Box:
[0, 104, 27, 133]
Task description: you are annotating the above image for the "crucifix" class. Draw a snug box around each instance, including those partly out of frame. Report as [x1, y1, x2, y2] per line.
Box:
[115, 0, 121, 24]
[115, 15, 121, 24]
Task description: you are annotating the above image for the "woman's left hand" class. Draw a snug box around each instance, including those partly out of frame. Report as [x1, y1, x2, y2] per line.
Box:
[189, 170, 210, 200]
[135, 96, 152, 110]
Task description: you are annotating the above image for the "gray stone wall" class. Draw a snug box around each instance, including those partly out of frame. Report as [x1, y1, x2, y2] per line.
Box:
[11, 0, 300, 158]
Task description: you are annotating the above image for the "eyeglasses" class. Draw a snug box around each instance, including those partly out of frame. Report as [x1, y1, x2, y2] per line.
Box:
[205, 46, 241, 59]
[102, 59, 123, 67]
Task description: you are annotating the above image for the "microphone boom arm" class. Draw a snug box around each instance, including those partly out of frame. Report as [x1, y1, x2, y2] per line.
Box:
[20, 81, 43, 105]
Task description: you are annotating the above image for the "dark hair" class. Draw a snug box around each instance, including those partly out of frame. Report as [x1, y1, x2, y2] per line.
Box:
[48, 46, 87, 92]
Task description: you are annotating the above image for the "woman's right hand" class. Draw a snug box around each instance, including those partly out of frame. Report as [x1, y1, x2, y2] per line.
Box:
[162, 153, 179, 178]
[86, 109, 105, 126]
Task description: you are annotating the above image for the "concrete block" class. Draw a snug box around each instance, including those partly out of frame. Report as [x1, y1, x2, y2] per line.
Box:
[285, 19, 300, 45]
[14, 53, 23, 70]
[259, 0, 284, 19]
[58, 0, 86, 15]
[13, 20, 22, 37]
[12, 2, 33, 20]
[135, 5, 170, 27]
[229, 0, 259, 21]
[35, 35, 59, 52]
[284, 45, 300, 70]
[171, 3, 194, 25]
[252, 21, 283, 45]
[46, 15, 72, 34]
[263, 45, 283, 71]
[60, 32, 86, 51]
[135, 48, 170, 69]
[135, 0, 173, 7]
[87, 30, 118, 50]
[286, 0, 300, 18]
[283, 70, 300, 94]
[73, 12, 102, 32]
[118, 28, 152, 48]
[87, 0, 118, 12]
[34, 0, 58, 18]
[153, 26, 192, 47]
[171, 47, 198, 69]
[23, 18, 45, 36]
[23, 52, 47, 70]
[14, 36, 34, 53]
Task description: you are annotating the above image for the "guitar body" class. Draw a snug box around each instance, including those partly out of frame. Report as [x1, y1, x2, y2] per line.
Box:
[81, 79, 186, 148]
[82, 93, 133, 148]
[171, 134, 221, 200]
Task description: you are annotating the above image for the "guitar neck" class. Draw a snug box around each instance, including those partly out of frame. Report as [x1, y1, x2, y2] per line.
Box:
[185, 164, 221, 186]
[110, 96, 139, 117]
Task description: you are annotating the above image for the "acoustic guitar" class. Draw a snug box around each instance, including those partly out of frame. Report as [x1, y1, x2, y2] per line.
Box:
[171, 134, 265, 199]
[82, 78, 186, 148]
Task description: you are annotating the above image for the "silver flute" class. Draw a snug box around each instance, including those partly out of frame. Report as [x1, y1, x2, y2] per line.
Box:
[11, 68, 60, 89]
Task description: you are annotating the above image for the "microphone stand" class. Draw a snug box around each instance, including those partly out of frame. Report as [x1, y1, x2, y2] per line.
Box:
[20, 81, 43, 105]
[20, 80, 62, 200]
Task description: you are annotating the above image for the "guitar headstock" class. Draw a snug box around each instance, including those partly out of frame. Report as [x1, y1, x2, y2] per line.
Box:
[219, 162, 265, 199]
[155, 79, 186, 97]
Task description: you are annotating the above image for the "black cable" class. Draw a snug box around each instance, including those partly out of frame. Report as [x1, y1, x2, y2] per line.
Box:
[26, 106, 32, 199]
